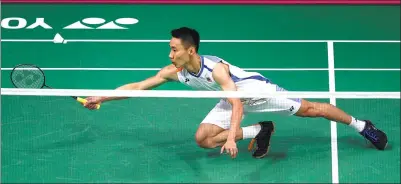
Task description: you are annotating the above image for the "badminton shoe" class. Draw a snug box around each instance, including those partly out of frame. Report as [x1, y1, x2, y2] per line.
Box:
[360, 120, 388, 150]
[248, 121, 275, 158]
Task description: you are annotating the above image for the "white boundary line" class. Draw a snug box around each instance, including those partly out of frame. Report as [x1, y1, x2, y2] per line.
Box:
[0, 1, 2, 181]
[328, 41, 339, 184]
[1, 39, 400, 43]
[335, 68, 400, 71]
[1, 39, 53, 42]
[0, 68, 400, 71]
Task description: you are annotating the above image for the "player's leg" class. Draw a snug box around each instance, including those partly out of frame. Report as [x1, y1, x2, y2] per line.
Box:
[195, 100, 252, 148]
[196, 122, 271, 148]
[195, 123, 241, 148]
[195, 100, 274, 158]
[196, 122, 275, 159]
[295, 99, 352, 124]
[267, 83, 388, 150]
[295, 98, 388, 150]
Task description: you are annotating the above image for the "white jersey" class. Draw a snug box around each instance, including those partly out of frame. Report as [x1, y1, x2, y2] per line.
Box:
[176, 55, 302, 129]
[176, 55, 271, 92]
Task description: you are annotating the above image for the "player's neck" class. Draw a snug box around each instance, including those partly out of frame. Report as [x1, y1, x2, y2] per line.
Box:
[184, 55, 201, 74]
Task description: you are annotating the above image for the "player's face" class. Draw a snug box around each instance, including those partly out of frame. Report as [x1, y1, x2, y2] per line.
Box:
[169, 38, 191, 68]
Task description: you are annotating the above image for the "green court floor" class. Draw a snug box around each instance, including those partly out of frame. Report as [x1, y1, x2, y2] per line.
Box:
[1, 4, 400, 183]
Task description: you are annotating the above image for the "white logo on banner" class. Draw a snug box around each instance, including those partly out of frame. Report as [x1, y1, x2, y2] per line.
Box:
[1, 17, 52, 29]
[1, 17, 139, 30]
[64, 18, 138, 29]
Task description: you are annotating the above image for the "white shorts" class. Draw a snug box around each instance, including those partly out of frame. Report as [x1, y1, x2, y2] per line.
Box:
[201, 81, 302, 130]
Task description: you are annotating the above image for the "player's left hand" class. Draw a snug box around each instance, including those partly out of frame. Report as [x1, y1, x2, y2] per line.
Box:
[221, 140, 238, 158]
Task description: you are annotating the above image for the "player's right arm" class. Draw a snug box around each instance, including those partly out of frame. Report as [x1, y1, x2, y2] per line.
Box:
[83, 64, 179, 109]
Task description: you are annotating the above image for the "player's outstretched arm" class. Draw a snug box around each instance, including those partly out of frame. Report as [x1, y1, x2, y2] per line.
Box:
[112, 64, 178, 93]
[83, 64, 179, 109]
[212, 62, 243, 158]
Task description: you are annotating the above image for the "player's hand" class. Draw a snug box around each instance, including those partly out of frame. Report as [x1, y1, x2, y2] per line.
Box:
[83, 96, 103, 110]
[221, 140, 238, 159]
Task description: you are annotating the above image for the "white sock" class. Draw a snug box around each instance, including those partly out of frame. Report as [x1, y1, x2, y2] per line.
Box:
[349, 117, 366, 132]
[242, 124, 261, 139]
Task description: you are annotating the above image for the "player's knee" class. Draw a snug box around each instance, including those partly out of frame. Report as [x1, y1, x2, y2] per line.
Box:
[195, 131, 217, 149]
[195, 131, 206, 146]
[198, 138, 217, 149]
[195, 123, 224, 148]
[195, 136, 214, 149]
[195, 132, 212, 148]
[297, 101, 330, 117]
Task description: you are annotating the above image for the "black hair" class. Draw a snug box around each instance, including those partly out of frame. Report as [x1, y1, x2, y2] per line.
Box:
[171, 27, 200, 52]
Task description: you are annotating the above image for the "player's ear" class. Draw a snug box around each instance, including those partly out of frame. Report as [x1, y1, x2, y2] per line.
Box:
[188, 46, 195, 55]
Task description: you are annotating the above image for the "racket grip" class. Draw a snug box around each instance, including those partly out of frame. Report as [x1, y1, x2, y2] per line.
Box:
[76, 97, 101, 109]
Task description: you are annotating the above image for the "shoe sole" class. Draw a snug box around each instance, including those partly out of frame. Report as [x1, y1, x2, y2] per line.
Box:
[248, 122, 275, 159]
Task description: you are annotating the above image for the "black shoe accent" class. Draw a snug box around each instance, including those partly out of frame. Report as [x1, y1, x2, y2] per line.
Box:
[360, 120, 388, 150]
[248, 121, 275, 158]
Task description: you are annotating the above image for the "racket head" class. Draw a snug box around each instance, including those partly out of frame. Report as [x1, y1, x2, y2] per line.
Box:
[10, 64, 46, 88]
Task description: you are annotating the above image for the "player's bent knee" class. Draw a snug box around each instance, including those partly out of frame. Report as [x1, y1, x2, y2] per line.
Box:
[195, 131, 207, 146]
[195, 129, 215, 148]
[195, 132, 214, 148]
[198, 138, 218, 149]
[195, 123, 225, 148]
[195, 132, 218, 149]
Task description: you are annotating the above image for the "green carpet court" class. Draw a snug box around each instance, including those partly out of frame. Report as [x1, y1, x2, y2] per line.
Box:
[1, 4, 400, 183]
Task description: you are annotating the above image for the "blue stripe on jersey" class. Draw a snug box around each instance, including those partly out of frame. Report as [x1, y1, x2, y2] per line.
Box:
[202, 55, 222, 63]
[188, 56, 205, 77]
[202, 55, 271, 83]
[204, 64, 268, 83]
[230, 74, 270, 83]
[204, 64, 213, 72]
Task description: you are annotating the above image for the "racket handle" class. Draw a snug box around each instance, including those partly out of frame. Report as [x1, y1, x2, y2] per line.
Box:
[76, 97, 101, 109]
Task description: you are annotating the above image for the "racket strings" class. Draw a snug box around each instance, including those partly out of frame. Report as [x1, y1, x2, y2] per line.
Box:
[11, 65, 45, 88]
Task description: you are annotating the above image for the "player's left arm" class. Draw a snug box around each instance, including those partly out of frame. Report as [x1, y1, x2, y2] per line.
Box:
[212, 63, 244, 142]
